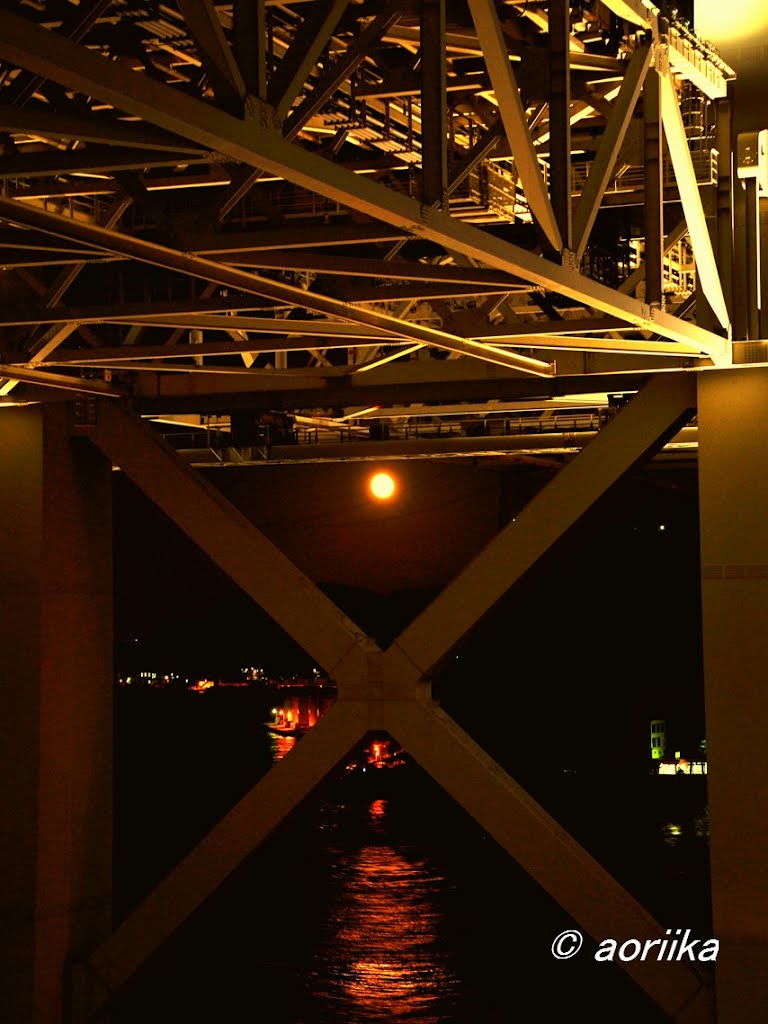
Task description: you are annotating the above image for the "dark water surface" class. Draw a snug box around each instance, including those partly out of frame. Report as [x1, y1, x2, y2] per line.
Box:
[114, 689, 710, 1023]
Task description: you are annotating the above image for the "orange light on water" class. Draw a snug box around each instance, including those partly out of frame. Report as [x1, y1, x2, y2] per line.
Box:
[369, 471, 396, 500]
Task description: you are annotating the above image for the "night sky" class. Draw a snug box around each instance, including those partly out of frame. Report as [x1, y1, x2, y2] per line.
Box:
[114, 455, 705, 767]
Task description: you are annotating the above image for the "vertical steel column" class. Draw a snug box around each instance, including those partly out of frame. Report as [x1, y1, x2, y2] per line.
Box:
[643, 62, 664, 308]
[0, 403, 113, 1024]
[715, 91, 734, 322]
[745, 178, 761, 339]
[233, 0, 267, 100]
[420, 0, 447, 206]
[732, 126, 749, 341]
[760, 196, 768, 338]
[699, 366, 768, 1022]
[548, 0, 572, 250]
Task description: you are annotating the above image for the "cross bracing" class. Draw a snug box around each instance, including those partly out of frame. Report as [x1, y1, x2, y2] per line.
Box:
[0, 0, 737, 435]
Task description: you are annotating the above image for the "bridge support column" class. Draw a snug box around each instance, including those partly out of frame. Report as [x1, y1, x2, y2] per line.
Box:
[698, 366, 768, 1022]
[0, 404, 113, 1024]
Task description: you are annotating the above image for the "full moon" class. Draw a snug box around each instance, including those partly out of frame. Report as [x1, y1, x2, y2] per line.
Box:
[369, 471, 397, 500]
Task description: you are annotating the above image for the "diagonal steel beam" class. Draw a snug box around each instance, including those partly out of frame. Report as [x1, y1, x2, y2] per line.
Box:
[218, 2, 398, 219]
[86, 398, 367, 675]
[466, 0, 562, 251]
[81, 700, 370, 1019]
[178, 0, 246, 108]
[0, 8, 728, 362]
[659, 61, 729, 329]
[0, 364, 122, 396]
[0, 195, 132, 397]
[620, 218, 688, 296]
[0, 296, 267, 329]
[282, 2, 402, 139]
[35, 339, 403, 365]
[3, 0, 114, 107]
[267, 0, 349, 119]
[573, 43, 653, 261]
[34, 313, 384, 338]
[392, 372, 697, 677]
[381, 699, 713, 1023]
[0, 197, 554, 375]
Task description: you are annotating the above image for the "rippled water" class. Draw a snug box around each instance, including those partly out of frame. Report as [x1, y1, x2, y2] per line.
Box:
[114, 690, 710, 1024]
[308, 797, 460, 1023]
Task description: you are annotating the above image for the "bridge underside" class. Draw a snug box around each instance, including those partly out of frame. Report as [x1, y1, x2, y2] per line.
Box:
[0, 1, 766, 1021]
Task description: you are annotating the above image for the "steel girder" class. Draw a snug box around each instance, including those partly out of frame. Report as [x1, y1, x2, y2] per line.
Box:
[0, 8, 731, 368]
[0, 196, 555, 376]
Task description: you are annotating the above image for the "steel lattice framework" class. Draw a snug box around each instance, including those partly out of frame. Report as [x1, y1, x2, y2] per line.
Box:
[0, 0, 739, 448]
[0, 4, 750, 1021]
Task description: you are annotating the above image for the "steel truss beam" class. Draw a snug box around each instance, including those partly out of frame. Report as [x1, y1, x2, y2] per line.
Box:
[0, 197, 554, 376]
[267, 0, 349, 120]
[0, 196, 133, 398]
[466, 0, 562, 251]
[282, 2, 403, 140]
[0, 9, 733, 362]
[573, 44, 653, 261]
[33, 333, 703, 368]
[0, 8, 728, 363]
[127, 365, 685, 416]
[0, 145, 212, 179]
[2, 0, 114, 107]
[0, 104, 208, 152]
[177, 0, 246, 109]
[658, 57, 729, 329]
[420, 0, 447, 206]
[0, 365, 122, 396]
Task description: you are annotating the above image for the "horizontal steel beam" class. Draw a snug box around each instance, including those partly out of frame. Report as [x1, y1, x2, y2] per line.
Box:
[0, 103, 208, 152]
[0, 10, 729, 362]
[220, 250, 524, 287]
[36, 338, 397, 365]
[0, 145, 213, 179]
[0, 364, 122, 396]
[0, 197, 553, 376]
[178, 426, 700, 466]
[0, 296, 270, 328]
[181, 224, 410, 252]
[129, 365, 667, 416]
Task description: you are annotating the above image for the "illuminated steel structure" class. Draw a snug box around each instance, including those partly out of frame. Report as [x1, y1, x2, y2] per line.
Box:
[0, 2, 765, 1021]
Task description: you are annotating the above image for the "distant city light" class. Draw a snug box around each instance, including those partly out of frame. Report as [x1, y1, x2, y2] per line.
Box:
[369, 471, 396, 500]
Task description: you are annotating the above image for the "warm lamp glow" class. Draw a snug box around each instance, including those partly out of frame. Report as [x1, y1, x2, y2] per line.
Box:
[369, 471, 396, 500]
[696, 0, 768, 47]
